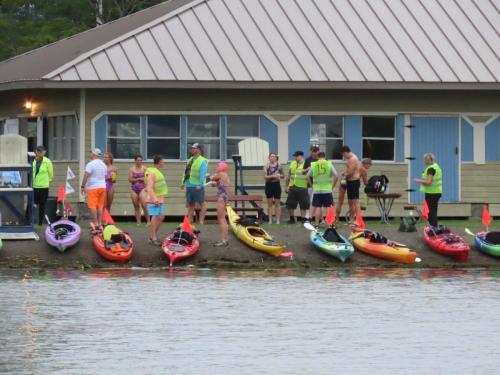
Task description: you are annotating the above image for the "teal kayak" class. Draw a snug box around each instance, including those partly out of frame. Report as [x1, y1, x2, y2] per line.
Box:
[474, 231, 500, 258]
[0, 238, 2, 251]
[310, 227, 354, 262]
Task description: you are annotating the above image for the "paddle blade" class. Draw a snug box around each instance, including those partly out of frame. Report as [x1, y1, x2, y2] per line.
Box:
[464, 228, 476, 237]
[421, 200, 429, 221]
[181, 215, 194, 234]
[57, 181, 66, 203]
[103, 208, 115, 225]
[355, 209, 365, 229]
[482, 204, 492, 227]
[325, 205, 336, 226]
[303, 222, 316, 231]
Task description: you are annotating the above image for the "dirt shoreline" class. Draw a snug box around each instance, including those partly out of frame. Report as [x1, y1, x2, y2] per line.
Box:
[1, 223, 499, 270]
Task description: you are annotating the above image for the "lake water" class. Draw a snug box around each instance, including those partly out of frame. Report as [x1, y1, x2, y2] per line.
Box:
[1, 268, 499, 375]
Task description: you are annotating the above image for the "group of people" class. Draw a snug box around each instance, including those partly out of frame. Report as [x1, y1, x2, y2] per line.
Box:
[265, 145, 373, 227]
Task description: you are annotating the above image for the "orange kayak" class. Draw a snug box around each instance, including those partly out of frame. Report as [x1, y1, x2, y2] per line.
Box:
[350, 230, 419, 264]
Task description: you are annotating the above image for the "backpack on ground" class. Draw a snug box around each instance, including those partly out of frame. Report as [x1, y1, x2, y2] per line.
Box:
[364, 175, 389, 194]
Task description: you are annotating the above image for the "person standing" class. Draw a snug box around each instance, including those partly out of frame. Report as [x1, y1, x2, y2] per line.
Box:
[307, 151, 338, 226]
[128, 154, 149, 226]
[340, 146, 361, 224]
[81, 148, 107, 230]
[182, 143, 208, 224]
[414, 153, 442, 227]
[208, 162, 230, 247]
[285, 151, 309, 224]
[263, 153, 284, 224]
[32, 145, 53, 225]
[146, 155, 168, 246]
[104, 152, 117, 212]
[302, 144, 320, 220]
[360, 158, 372, 187]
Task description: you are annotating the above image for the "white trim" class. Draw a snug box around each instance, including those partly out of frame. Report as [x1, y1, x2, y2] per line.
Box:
[79, 89, 86, 202]
[36, 116, 43, 147]
[404, 114, 411, 203]
[263, 114, 299, 160]
[46, 111, 77, 118]
[458, 116, 462, 201]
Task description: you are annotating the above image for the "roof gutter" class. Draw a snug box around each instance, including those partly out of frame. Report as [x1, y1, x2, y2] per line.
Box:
[1, 80, 500, 92]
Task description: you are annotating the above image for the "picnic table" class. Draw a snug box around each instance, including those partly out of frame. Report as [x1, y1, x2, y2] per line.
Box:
[366, 192, 402, 224]
[195, 194, 264, 223]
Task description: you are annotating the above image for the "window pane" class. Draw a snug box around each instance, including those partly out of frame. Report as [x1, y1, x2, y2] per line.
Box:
[227, 115, 259, 137]
[326, 139, 343, 160]
[187, 138, 220, 159]
[362, 116, 395, 137]
[147, 139, 180, 160]
[71, 119, 78, 160]
[227, 138, 243, 158]
[187, 115, 219, 137]
[108, 115, 141, 137]
[148, 115, 180, 137]
[363, 139, 394, 161]
[311, 116, 343, 138]
[108, 139, 141, 159]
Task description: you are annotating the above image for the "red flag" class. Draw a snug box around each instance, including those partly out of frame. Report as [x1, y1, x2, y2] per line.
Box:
[421, 200, 429, 221]
[325, 205, 336, 226]
[482, 204, 492, 228]
[64, 201, 73, 215]
[355, 209, 366, 229]
[57, 182, 66, 202]
[103, 208, 115, 225]
[181, 215, 194, 234]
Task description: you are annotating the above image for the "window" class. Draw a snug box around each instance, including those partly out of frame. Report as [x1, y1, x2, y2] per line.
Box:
[226, 115, 259, 158]
[362, 116, 395, 161]
[108, 115, 141, 159]
[47, 115, 78, 161]
[310, 116, 343, 159]
[187, 115, 220, 159]
[147, 115, 180, 160]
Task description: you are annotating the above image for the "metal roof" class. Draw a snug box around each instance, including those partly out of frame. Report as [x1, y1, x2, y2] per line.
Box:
[1, 0, 499, 90]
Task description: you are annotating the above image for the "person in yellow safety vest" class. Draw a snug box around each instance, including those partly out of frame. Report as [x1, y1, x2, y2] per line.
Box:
[181, 143, 208, 224]
[32, 145, 53, 226]
[146, 155, 168, 246]
[285, 151, 310, 224]
[306, 151, 338, 226]
[414, 153, 442, 227]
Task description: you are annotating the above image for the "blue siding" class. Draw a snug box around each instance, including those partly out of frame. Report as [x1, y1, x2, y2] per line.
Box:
[141, 115, 148, 157]
[260, 116, 278, 154]
[288, 115, 310, 160]
[94, 115, 107, 152]
[344, 116, 362, 156]
[180, 116, 188, 160]
[220, 116, 227, 160]
[461, 117, 473, 162]
[486, 117, 500, 161]
[396, 114, 405, 162]
[410, 116, 459, 203]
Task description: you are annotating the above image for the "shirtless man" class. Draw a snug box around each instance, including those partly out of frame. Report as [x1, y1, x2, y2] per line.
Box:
[340, 146, 361, 223]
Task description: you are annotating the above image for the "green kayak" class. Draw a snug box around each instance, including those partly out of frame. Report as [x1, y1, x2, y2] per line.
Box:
[474, 231, 500, 258]
[0, 238, 2, 251]
[310, 226, 354, 262]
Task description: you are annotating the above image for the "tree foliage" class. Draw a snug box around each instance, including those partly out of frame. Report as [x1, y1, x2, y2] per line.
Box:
[0, 0, 167, 61]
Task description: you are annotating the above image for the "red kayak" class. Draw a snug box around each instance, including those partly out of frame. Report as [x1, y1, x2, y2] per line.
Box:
[162, 228, 200, 267]
[91, 224, 134, 263]
[423, 225, 469, 261]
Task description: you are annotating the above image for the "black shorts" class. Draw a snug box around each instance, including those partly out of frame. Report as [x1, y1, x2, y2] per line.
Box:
[346, 179, 360, 200]
[312, 193, 334, 208]
[265, 182, 281, 199]
[286, 187, 310, 210]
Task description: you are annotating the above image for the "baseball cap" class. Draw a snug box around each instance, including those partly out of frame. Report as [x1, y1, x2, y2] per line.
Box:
[191, 143, 201, 150]
[310, 144, 320, 151]
[90, 148, 102, 156]
[35, 145, 46, 152]
[292, 150, 304, 157]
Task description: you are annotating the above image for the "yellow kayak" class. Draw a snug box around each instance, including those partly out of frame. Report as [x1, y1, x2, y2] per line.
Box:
[226, 205, 285, 256]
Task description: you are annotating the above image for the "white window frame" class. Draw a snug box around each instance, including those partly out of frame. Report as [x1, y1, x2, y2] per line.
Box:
[46, 113, 79, 161]
[107, 115, 142, 161]
[362, 116, 396, 162]
[186, 115, 222, 161]
[225, 115, 261, 160]
[145, 115, 182, 161]
[310, 115, 344, 160]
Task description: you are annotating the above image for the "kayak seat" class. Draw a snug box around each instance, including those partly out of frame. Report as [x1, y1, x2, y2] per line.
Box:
[105, 241, 116, 249]
[120, 241, 129, 249]
[54, 227, 69, 240]
[433, 226, 450, 235]
[237, 217, 259, 226]
[171, 231, 194, 245]
[323, 228, 342, 243]
[370, 232, 388, 244]
[485, 232, 500, 244]
[444, 236, 458, 243]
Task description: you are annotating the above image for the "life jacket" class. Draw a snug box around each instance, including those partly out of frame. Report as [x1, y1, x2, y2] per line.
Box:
[420, 163, 442, 194]
[146, 167, 168, 196]
[288, 160, 307, 188]
[311, 159, 332, 191]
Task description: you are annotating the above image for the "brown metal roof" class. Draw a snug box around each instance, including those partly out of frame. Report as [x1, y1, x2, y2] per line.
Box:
[1, 0, 499, 91]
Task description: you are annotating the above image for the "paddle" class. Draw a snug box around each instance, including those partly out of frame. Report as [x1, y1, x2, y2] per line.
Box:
[464, 228, 476, 237]
[303, 222, 319, 233]
[45, 214, 54, 233]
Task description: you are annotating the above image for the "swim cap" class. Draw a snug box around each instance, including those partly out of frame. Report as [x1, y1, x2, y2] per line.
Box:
[217, 162, 228, 172]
